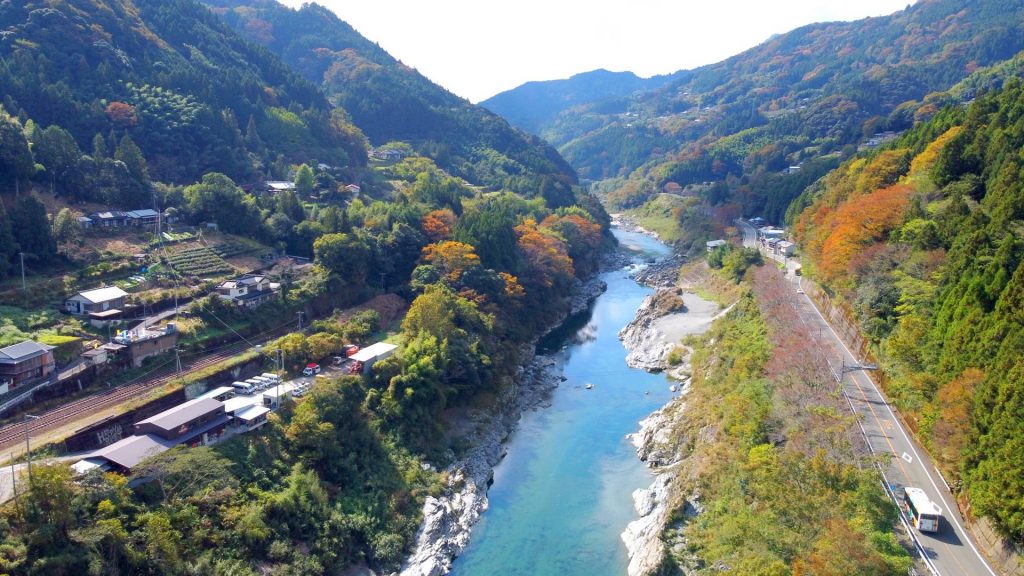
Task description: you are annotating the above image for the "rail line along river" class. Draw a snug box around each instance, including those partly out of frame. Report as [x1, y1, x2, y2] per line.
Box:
[450, 229, 679, 576]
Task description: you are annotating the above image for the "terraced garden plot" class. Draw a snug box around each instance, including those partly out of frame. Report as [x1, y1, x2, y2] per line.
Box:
[165, 246, 233, 277]
[211, 240, 255, 258]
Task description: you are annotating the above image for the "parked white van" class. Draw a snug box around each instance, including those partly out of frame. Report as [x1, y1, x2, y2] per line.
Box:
[231, 381, 255, 395]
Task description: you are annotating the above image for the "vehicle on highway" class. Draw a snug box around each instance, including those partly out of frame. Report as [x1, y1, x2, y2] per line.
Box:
[904, 486, 942, 532]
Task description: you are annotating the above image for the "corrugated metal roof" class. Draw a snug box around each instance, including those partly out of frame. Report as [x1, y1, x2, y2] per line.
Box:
[90, 211, 127, 219]
[126, 209, 159, 218]
[350, 342, 398, 363]
[96, 434, 175, 470]
[236, 405, 270, 422]
[195, 386, 235, 401]
[134, 397, 223, 432]
[76, 286, 128, 304]
[0, 340, 54, 363]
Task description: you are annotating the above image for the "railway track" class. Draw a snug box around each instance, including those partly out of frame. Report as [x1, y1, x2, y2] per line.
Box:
[0, 341, 250, 452]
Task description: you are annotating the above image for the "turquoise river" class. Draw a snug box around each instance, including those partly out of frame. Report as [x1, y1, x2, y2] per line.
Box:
[451, 229, 675, 576]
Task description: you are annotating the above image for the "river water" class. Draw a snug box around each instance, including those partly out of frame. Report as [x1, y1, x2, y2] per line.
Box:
[450, 229, 674, 576]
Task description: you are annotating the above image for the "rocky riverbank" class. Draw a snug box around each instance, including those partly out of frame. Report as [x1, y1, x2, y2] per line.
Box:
[623, 403, 681, 576]
[619, 268, 725, 576]
[399, 350, 568, 576]
[399, 272, 609, 576]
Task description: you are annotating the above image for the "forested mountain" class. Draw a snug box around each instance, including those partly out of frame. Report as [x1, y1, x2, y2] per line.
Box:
[206, 0, 580, 204]
[480, 68, 684, 136]
[0, 1, 619, 573]
[521, 0, 1024, 229]
[0, 0, 367, 186]
[791, 79, 1024, 543]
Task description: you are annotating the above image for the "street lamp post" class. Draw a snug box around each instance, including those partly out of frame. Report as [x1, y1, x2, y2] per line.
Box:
[23, 414, 40, 486]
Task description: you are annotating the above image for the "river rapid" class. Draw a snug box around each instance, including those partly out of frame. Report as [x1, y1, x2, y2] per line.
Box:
[449, 229, 676, 576]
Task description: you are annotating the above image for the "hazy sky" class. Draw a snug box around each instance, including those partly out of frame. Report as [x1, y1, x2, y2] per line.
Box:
[283, 0, 914, 103]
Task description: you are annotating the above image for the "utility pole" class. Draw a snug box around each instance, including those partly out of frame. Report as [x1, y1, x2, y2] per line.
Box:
[276, 348, 282, 409]
[10, 452, 16, 506]
[23, 414, 40, 487]
[19, 252, 25, 293]
[380, 271, 386, 292]
[297, 311, 303, 331]
[174, 348, 183, 378]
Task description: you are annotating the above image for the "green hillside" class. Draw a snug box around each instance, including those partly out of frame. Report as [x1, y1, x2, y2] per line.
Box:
[0, 0, 367, 186]
[792, 79, 1024, 542]
[207, 0, 580, 205]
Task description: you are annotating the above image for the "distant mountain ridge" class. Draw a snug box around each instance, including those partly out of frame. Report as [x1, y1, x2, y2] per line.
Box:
[485, 0, 1024, 197]
[480, 68, 686, 136]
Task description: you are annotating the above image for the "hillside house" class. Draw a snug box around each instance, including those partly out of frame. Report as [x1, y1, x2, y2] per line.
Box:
[265, 181, 295, 195]
[133, 397, 229, 444]
[113, 324, 179, 368]
[663, 182, 684, 195]
[757, 227, 786, 240]
[706, 239, 727, 252]
[126, 209, 159, 227]
[0, 340, 56, 392]
[65, 286, 128, 316]
[372, 148, 404, 162]
[216, 274, 278, 309]
[88, 211, 128, 228]
[345, 184, 361, 194]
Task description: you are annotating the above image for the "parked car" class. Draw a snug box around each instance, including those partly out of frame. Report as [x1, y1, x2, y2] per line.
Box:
[302, 363, 321, 376]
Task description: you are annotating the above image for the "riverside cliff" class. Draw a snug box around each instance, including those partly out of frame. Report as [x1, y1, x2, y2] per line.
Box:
[400, 266, 615, 576]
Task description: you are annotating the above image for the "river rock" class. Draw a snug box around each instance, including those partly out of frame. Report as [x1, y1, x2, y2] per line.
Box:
[622, 405, 678, 576]
[570, 277, 608, 315]
[619, 291, 676, 371]
[623, 473, 673, 576]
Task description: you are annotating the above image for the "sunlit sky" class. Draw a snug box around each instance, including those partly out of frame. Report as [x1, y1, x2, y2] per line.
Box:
[282, 0, 914, 103]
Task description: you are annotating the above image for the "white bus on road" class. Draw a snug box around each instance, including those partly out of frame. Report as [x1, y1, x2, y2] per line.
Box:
[904, 486, 942, 533]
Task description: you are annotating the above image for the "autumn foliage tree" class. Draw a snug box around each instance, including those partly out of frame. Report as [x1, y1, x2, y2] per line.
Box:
[104, 102, 138, 130]
[515, 218, 573, 290]
[818, 184, 913, 286]
[420, 208, 456, 242]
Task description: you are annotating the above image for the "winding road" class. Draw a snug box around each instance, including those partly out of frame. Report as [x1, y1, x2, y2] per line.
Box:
[740, 220, 996, 576]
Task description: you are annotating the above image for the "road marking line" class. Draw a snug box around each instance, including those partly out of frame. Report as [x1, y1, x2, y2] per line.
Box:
[797, 268, 998, 576]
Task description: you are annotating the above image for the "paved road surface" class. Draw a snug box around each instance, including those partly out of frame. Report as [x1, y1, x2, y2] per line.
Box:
[739, 220, 996, 576]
